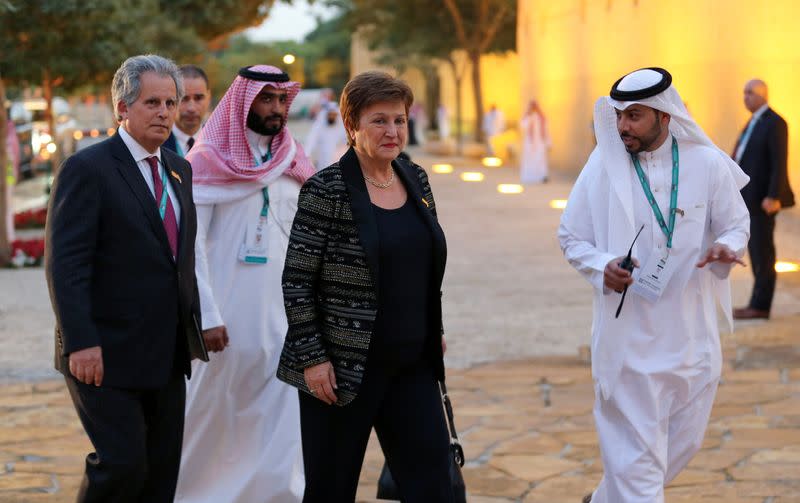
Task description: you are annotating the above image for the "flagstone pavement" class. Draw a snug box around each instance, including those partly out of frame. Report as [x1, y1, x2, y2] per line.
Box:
[2, 147, 800, 502]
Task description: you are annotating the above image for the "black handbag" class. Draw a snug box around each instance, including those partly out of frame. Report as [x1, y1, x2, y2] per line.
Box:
[376, 381, 467, 502]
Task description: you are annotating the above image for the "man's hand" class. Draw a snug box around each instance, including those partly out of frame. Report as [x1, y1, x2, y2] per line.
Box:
[762, 197, 781, 215]
[69, 346, 103, 386]
[202, 326, 229, 353]
[696, 243, 746, 268]
[304, 361, 338, 405]
[604, 256, 639, 293]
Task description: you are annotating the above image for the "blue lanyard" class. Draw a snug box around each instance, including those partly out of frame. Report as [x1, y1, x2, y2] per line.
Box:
[253, 148, 272, 216]
[156, 161, 169, 221]
[630, 136, 679, 249]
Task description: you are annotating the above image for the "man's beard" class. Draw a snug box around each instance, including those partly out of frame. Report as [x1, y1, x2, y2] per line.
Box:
[247, 110, 284, 136]
[620, 118, 663, 154]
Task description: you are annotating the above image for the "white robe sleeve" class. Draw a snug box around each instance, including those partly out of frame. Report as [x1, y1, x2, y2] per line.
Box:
[558, 156, 617, 292]
[195, 203, 225, 329]
[708, 160, 751, 279]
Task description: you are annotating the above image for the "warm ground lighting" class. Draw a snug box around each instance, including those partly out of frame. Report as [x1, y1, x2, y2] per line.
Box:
[107, 128, 116, 136]
[775, 261, 800, 273]
[482, 157, 503, 167]
[497, 184, 524, 194]
[461, 172, 485, 182]
[432, 164, 454, 174]
[73, 131, 83, 140]
[283, 54, 296, 65]
[549, 199, 568, 209]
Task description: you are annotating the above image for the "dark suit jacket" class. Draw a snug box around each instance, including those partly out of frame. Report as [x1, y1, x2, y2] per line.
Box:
[45, 132, 206, 389]
[277, 147, 447, 406]
[737, 107, 795, 209]
[162, 131, 179, 156]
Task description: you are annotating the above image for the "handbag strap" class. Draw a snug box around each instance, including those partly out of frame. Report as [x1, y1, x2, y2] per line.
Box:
[438, 381, 465, 467]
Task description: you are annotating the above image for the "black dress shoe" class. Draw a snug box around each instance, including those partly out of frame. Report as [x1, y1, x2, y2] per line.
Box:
[582, 494, 592, 503]
[733, 307, 770, 320]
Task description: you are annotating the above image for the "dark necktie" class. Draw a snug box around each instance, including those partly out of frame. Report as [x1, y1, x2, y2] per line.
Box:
[186, 137, 195, 152]
[145, 156, 179, 258]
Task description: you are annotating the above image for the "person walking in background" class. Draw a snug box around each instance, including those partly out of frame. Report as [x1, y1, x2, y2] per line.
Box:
[278, 71, 454, 502]
[558, 67, 750, 502]
[437, 103, 450, 141]
[482, 104, 505, 156]
[45, 54, 206, 503]
[519, 99, 551, 184]
[732, 79, 795, 320]
[303, 101, 347, 170]
[163, 65, 211, 158]
[174, 65, 314, 503]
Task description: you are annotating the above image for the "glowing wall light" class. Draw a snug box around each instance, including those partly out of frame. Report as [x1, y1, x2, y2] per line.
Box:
[482, 156, 503, 167]
[461, 172, 485, 182]
[549, 199, 568, 209]
[73, 131, 84, 140]
[107, 128, 116, 136]
[432, 164, 454, 174]
[497, 184, 524, 194]
[775, 261, 800, 273]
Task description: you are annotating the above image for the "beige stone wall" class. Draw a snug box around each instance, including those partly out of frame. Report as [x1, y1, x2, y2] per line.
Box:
[437, 50, 521, 136]
[349, 31, 429, 108]
[519, 0, 800, 184]
[351, 30, 522, 150]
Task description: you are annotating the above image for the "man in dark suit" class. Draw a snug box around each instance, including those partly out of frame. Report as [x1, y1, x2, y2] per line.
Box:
[45, 55, 208, 503]
[163, 64, 211, 158]
[733, 79, 795, 320]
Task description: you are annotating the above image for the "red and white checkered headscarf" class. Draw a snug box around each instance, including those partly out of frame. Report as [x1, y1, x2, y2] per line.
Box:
[188, 65, 315, 194]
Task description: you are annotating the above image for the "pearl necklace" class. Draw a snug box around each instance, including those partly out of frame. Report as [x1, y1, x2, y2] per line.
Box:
[363, 168, 395, 189]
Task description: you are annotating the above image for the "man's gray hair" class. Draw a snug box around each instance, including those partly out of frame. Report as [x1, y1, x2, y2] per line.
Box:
[111, 54, 183, 121]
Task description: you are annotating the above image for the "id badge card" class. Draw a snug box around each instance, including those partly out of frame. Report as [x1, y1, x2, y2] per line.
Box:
[631, 249, 677, 302]
[238, 217, 269, 264]
[238, 242, 268, 264]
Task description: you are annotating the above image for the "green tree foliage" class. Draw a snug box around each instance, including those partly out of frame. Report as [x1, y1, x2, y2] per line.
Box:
[163, 0, 276, 42]
[338, 0, 515, 142]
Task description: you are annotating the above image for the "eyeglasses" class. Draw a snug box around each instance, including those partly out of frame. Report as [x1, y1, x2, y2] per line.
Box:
[615, 224, 645, 319]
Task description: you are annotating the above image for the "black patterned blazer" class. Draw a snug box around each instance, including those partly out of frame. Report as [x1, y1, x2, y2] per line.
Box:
[277, 147, 447, 406]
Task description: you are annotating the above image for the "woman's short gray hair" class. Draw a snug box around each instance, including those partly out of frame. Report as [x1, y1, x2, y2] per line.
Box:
[111, 54, 183, 121]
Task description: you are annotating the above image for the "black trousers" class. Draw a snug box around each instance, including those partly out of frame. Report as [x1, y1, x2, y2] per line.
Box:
[64, 373, 186, 503]
[299, 361, 454, 503]
[747, 207, 777, 311]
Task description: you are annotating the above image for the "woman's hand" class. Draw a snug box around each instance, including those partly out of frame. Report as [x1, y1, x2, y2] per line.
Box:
[304, 361, 338, 405]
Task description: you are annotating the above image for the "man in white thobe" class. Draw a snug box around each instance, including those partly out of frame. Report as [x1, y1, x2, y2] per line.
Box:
[558, 67, 750, 503]
[519, 100, 551, 184]
[173, 65, 315, 503]
[437, 104, 450, 141]
[482, 104, 505, 156]
[303, 102, 347, 170]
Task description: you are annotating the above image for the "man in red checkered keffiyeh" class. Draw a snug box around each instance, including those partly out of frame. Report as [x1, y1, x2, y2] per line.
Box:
[177, 65, 311, 502]
[188, 65, 315, 204]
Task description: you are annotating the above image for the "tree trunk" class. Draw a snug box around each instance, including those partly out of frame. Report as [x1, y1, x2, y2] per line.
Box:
[470, 50, 484, 143]
[448, 58, 464, 155]
[0, 76, 10, 266]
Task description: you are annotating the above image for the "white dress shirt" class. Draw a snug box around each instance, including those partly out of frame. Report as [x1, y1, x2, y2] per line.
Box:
[118, 126, 181, 227]
[734, 103, 768, 163]
[171, 125, 196, 158]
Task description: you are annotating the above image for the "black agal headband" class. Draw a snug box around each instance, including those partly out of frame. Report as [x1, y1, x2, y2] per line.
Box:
[610, 67, 672, 101]
[238, 66, 290, 83]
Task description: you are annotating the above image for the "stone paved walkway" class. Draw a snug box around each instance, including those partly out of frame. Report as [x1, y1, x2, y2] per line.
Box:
[2, 148, 800, 502]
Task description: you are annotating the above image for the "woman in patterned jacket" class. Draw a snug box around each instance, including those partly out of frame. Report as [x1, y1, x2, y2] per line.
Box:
[277, 71, 454, 502]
